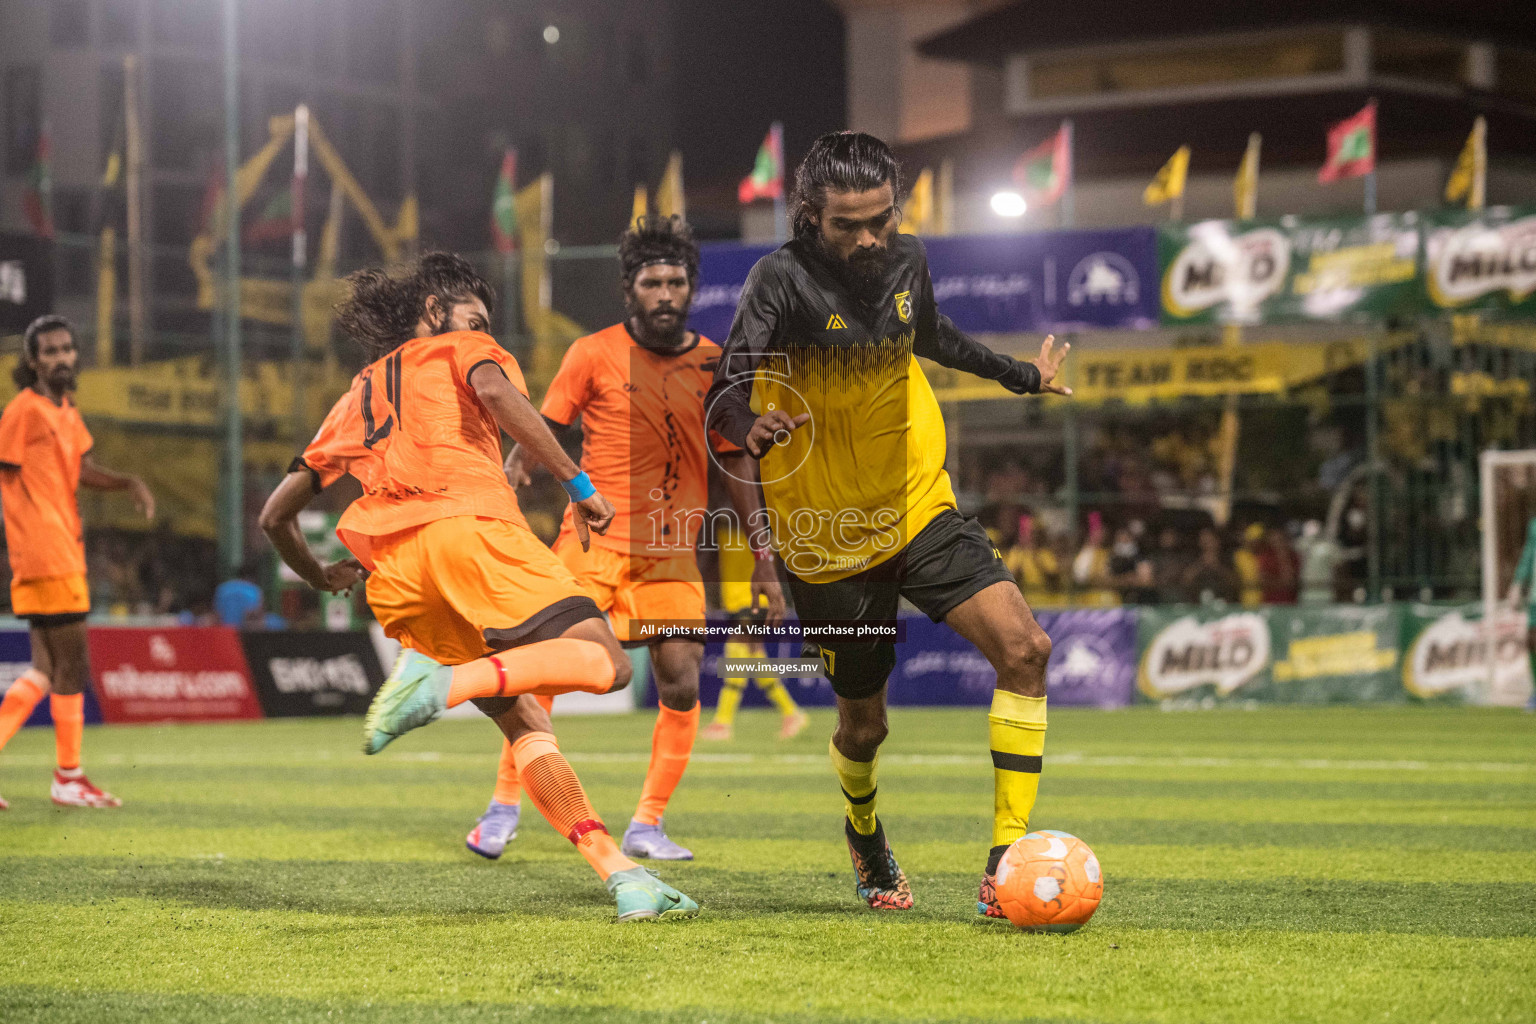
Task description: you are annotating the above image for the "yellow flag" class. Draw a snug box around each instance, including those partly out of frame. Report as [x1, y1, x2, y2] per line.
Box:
[900, 168, 933, 235]
[1444, 117, 1486, 211]
[1234, 133, 1260, 220]
[631, 184, 648, 229]
[657, 151, 685, 220]
[1143, 146, 1190, 207]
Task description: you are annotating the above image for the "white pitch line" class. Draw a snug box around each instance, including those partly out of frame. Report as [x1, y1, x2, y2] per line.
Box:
[1, 750, 1531, 773]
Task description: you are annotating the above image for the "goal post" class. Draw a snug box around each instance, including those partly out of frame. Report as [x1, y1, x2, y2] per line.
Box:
[1479, 449, 1536, 707]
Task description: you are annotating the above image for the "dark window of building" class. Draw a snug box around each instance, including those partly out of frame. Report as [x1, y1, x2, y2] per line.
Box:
[51, 0, 92, 47]
[152, 0, 220, 48]
[152, 181, 205, 248]
[323, 96, 402, 204]
[1498, 48, 1536, 105]
[627, 136, 650, 186]
[1374, 30, 1466, 86]
[150, 58, 221, 172]
[54, 235, 93, 297]
[347, 0, 401, 85]
[610, 129, 627, 187]
[99, 64, 125, 161]
[52, 187, 90, 235]
[244, 0, 306, 69]
[102, 0, 137, 46]
[627, 35, 649, 83]
[563, 125, 593, 181]
[314, 1, 346, 78]
[4, 66, 42, 175]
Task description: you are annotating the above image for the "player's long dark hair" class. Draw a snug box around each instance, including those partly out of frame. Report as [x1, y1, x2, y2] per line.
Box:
[13, 314, 73, 390]
[619, 215, 699, 286]
[334, 251, 496, 362]
[790, 131, 904, 242]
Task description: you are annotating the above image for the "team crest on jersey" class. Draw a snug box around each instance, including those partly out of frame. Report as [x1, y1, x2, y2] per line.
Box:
[826, 313, 847, 330]
[894, 291, 912, 323]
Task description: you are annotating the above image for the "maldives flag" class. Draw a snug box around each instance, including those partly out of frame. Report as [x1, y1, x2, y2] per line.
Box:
[245, 190, 293, 243]
[491, 148, 518, 253]
[22, 130, 54, 239]
[1318, 102, 1376, 183]
[738, 123, 783, 204]
[1013, 122, 1071, 207]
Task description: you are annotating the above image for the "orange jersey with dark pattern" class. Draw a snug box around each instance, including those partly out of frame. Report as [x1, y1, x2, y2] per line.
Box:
[0, 389, 92, 581]
[541, 323, 736, 556]
[300, 331, 528, 569]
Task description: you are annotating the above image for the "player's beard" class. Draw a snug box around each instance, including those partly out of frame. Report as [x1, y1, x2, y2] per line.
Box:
[628, 301, 691, 351]
[823, 238, 893, 299]
[45, 365, 77, 393]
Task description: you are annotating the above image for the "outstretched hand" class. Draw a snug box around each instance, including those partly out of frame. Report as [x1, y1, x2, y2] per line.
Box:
[1030, 335, 1072, 396]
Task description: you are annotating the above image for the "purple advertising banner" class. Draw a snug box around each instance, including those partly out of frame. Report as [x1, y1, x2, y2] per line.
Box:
[670, 611, 1137, 709]
[0, 629, 105, 727]
[888, 611, 1136, 708]
[689, 229, 1159, 343]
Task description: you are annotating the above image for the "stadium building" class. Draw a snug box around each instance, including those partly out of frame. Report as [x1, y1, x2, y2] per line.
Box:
[839, 0, 1536, 227]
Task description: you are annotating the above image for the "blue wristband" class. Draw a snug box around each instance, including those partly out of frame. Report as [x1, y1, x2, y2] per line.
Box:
[561, 471, 596, 502]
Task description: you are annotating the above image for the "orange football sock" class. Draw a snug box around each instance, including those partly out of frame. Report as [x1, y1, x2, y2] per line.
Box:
[51, 692, 84, 771]
[490, 695, 554, 805]
[633, 702, 700, 825]
[447, 639, 615, 707]
[492, 739, 521, 805]
[511, 731, 636, 881]
[0, 670, 48, 752]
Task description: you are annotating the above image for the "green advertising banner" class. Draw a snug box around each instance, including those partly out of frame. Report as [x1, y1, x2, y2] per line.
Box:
[1422, 206, 1536, 317]
[1401, 602, 1534, 705]
[1159, 215, 1421, 325]
[1137, 604, 1404, 705]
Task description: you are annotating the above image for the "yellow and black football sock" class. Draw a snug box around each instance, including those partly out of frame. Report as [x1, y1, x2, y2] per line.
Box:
[829, 736, 878, 836]
[714, 678, 746, 728]
[756, 675, 800, 718]
[987, 690, 1046, 874]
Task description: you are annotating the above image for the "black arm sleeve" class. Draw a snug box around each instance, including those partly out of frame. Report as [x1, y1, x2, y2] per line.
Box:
[705, 257, 783, 448]
[911, 247, 1041, 395]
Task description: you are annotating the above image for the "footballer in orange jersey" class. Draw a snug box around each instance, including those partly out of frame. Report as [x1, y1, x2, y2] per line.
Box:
[0, 315, 155, 810]
[470, 217, 784, 863]
[259, 253, 697, 921]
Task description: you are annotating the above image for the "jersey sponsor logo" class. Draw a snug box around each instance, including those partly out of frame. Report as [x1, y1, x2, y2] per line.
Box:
[894, 291, 912, 323]
[825, 313, 847, 330]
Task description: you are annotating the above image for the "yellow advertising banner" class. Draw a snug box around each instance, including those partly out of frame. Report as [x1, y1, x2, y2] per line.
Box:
[924, 339, 1384, 405]
[0, 355, 355, 432]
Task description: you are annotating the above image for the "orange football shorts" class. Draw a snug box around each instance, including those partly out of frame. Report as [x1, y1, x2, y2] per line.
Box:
[553, 528, 705, 647]
[366, 516, 598, 666]
[11, 574, 90, 618]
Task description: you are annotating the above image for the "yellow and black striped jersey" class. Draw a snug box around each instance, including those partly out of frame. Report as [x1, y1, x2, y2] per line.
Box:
[705, 233, 1040, 583]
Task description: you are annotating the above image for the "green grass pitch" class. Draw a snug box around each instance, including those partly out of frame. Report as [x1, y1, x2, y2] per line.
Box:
[1, 706, 1533, 1023]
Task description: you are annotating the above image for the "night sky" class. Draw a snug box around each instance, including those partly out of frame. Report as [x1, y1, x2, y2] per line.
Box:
[674, 0, 846, 235]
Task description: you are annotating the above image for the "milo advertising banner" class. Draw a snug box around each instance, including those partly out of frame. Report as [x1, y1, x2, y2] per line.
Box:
[1402, 603, 1534, 706]
[1137, 605, 1403, 705]
[1423, 206, 1536, 317]
[1159, 215, 1420, 325]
